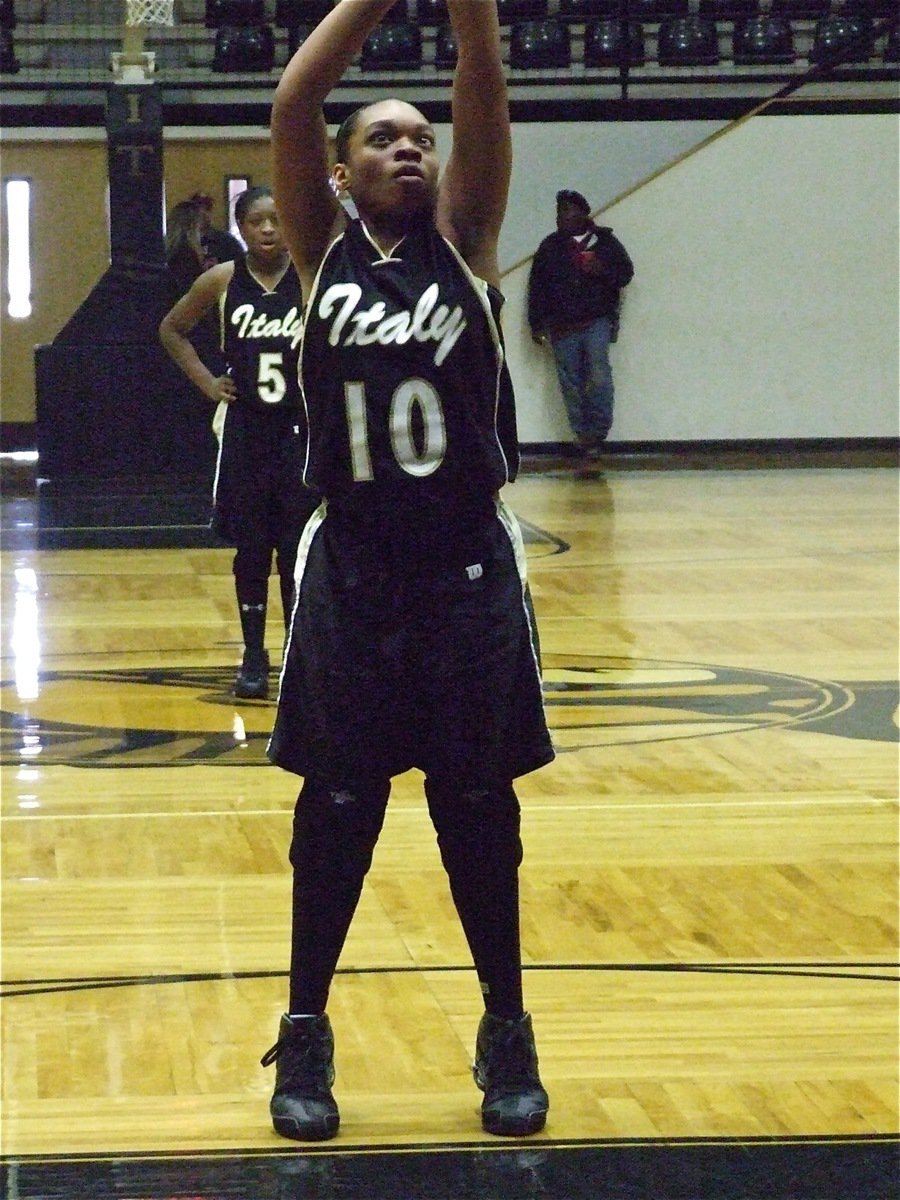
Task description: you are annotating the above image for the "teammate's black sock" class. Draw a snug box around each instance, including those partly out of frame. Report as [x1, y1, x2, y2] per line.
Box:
[278, 570, 294, 637]
[276, 541, 297, 636]
[238, 601, 267, 668]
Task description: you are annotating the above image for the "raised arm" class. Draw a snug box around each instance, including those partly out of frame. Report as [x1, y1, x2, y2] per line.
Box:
[436, 0, 511, 288]
[270, 0, 398, 295]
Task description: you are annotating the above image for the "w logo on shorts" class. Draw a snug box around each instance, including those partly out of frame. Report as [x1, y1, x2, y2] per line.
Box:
[466, 563, 483, 580]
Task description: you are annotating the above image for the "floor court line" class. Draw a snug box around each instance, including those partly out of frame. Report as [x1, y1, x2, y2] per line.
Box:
[1, 794, 894, 822]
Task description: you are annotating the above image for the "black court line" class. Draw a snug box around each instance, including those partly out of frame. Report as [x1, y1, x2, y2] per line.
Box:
[2, 961, 897, 999]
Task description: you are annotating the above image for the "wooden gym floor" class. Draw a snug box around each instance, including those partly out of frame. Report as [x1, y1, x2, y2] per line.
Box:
[0, 452, 897, 1199]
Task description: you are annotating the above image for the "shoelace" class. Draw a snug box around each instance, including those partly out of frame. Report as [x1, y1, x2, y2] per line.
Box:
[259, 1034, 288, 1069]
[260, 1025, 335, 1091]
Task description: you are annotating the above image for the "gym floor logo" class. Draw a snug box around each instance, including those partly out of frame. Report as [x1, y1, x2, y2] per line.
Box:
[1, 655, 897, 767]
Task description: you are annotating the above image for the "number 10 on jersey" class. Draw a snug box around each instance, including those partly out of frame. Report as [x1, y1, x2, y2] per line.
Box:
[344, 378, 448, 481]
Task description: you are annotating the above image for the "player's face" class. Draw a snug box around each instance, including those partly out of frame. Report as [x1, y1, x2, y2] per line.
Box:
[557, 201, 589, 236]
[239, 197, 286, 262]
[336, 100, 439, 224]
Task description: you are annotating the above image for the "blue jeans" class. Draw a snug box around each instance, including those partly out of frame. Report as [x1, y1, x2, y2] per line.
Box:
[550, 316, 615, 443]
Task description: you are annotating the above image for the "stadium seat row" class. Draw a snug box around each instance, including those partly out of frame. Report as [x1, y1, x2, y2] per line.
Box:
[1, 2, 896, 73]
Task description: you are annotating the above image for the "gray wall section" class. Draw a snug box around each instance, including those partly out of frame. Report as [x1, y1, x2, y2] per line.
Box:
[495, 112, 899, 442]
[500, 119, 731, 271]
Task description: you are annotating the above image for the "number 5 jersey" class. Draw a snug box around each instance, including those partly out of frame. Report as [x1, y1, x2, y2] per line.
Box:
[221, 255, 303, 410]
[213, 255, 316, 548]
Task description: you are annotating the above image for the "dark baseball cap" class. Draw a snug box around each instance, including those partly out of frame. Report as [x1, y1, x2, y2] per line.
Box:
[556, 189, 590, 214]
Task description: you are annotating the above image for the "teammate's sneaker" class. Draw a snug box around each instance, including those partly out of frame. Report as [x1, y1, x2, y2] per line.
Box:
[234, 650, 269, 700]
[260, 1013, 340, 1141]
[473, 1012, 549, 1136]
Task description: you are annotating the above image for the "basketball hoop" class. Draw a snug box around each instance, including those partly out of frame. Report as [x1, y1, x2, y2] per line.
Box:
[124, 0, 174, 26]
[114, 0, 172, 81]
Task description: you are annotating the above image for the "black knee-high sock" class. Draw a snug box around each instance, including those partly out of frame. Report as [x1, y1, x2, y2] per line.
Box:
[234, 546, 271, 664]
[288, 776, 390, 1014]
[425, 780, 525, 1019]
[275, 541, 296, 636]
[238, 600, 267, 664]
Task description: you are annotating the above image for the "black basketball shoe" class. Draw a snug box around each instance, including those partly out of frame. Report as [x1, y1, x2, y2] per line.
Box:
[260, 1013, 340, 1141]
[234, 650, 269, 700]
[473, 1011, 549, 1136]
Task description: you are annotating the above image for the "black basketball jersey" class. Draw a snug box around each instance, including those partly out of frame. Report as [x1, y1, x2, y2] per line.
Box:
[298, 219, 519, 556]
[221, 256, 303, 411]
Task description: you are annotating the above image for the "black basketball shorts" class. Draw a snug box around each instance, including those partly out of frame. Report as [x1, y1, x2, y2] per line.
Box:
[211, 401, 316, 548]
[267, 499, 555, 786]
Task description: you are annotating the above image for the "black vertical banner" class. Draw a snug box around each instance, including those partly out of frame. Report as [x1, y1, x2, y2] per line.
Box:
[105, 83, 165, 273]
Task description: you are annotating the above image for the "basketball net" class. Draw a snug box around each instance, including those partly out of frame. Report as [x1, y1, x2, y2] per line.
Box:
[113, 0, 173, 82]
[124, 0, 174, 25]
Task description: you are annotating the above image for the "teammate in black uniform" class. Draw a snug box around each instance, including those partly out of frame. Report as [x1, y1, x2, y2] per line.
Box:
[261, 0, 555, 1140]
[160, 186, 317, 699]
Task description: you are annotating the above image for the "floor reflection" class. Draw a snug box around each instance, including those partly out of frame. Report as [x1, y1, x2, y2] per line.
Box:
[3, 1137, 897, 1200]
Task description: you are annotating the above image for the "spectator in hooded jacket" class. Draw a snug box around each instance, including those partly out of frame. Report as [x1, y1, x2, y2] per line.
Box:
[528, 189, 633, 459]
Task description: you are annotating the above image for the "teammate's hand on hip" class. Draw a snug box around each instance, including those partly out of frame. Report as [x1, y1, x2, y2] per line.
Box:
[210, 374, 238, 404]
